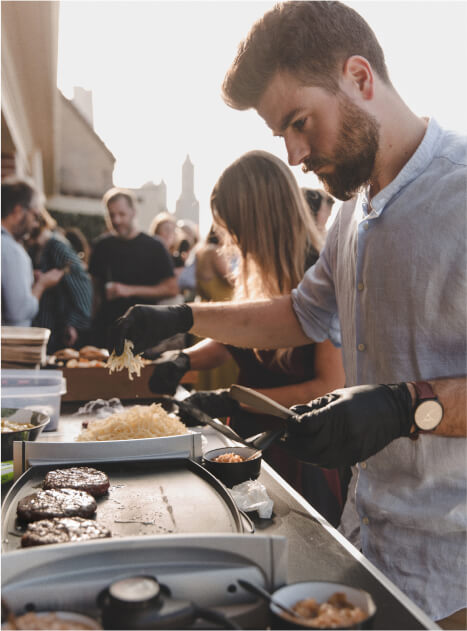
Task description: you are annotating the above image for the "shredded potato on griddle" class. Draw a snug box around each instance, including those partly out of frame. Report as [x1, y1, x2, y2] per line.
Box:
[106, 339, 145, 380]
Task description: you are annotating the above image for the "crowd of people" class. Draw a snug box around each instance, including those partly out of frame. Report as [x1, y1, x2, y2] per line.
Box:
[1, 1, 465, 628]
[1, 175, 335, 357]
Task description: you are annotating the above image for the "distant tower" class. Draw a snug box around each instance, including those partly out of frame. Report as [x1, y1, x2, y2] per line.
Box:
[72, 87, 94, 128]
[175, 155, 199, 225]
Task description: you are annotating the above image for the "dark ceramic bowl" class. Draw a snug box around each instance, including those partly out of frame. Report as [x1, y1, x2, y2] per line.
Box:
[270, 581, 376, 630]
[203, 446, 262, 488]
[1, 408, 50, 461]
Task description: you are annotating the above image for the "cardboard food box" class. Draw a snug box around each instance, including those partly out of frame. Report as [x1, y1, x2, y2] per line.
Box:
[61, 364, 198, 402]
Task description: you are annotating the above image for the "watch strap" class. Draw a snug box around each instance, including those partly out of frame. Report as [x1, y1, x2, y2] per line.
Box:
[411, 380, 436, 401]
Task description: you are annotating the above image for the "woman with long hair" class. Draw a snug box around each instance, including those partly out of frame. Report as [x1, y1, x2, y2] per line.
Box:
[151, 150, 346, 524]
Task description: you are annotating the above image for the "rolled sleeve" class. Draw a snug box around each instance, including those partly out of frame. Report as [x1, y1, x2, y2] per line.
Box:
[292, 229, 341, 347]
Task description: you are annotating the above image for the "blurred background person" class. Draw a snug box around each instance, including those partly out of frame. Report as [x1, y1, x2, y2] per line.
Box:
[89, 188, 178, 348]
[176, 219, 200, 302]
[64, 226, 91, 270]
[1, 179, 64, 327]
[26, 210, 92, 352]
[150, 151, 346, 524]
[192, 224, 239, 390]
[301, 188, 335, 236]
[149, 211, 178, 256]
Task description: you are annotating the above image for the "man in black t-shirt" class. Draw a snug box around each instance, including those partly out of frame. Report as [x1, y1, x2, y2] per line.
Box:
[89, 188, 178, 348]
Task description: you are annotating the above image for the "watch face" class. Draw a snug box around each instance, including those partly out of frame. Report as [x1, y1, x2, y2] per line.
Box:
[414, 400, 443, 431]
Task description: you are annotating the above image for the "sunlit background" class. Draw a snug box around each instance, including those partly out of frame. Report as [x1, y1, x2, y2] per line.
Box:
[57, 1, 467, 235]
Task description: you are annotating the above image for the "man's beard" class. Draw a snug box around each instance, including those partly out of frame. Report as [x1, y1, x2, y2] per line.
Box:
[302, 93, 380, 201]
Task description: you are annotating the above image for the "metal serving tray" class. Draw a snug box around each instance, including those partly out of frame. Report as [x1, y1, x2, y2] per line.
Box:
[12, 431, 203, 479]
[2, 457, 252, 553]
[2, 534, 288, 629]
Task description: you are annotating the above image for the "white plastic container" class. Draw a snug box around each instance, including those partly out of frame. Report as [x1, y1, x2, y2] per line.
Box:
[1, 369, 66, 431]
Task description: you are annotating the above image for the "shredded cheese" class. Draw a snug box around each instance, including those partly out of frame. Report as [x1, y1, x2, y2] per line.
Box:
[76, 403, 187, 441]
[106, 339, 145, 380]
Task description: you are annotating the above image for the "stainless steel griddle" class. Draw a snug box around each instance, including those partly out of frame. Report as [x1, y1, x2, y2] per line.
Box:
[2, 457, 252, 552]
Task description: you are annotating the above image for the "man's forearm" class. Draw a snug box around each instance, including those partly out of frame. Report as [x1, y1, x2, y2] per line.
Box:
[189, 295, 313, 349]
[126, 277, 178, 299]
[407, 376, 466, 437]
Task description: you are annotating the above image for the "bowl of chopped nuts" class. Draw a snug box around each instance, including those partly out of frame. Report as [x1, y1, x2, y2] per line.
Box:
[203, 446, 262, 488]
[270, 581, 377, 629]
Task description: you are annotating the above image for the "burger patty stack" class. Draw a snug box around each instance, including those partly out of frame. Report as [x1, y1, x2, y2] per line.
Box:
[16, 466, 111, 547]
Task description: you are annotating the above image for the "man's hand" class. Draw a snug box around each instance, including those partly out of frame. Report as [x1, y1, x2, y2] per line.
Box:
[105, 282, 132, 300]
[32, 268, 65, 300]
[149, 351, 191, 395]
[63, 325, 78, 347]
[109, 303, 193, 355]
[283, 384, 413, 468]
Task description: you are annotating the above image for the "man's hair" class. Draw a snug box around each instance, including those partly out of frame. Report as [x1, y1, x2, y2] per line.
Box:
[222, 1, 390, 110]
[102, 187, 136, 211]
[1, 179, 36, 219]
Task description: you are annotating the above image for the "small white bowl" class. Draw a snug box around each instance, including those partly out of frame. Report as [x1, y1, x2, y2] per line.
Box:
[270, 581, 376, 629]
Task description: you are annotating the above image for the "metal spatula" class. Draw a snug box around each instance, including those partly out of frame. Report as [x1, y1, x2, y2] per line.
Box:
[229, 385, 293, 419]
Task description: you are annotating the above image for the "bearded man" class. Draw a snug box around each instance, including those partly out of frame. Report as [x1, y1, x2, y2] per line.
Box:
[109, 3, 467, 625]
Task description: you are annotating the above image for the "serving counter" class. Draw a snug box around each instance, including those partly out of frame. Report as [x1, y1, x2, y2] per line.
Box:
[2, 403, 438, 630]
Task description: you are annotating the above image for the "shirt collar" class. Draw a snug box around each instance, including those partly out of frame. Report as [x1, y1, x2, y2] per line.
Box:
[362, 117, 443, 217]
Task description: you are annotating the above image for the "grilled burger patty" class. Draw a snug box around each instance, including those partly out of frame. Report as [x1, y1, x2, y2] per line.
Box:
[43, 466, 110, 497]
[17, 489, 97, 523]
[21, 516, 111, 547]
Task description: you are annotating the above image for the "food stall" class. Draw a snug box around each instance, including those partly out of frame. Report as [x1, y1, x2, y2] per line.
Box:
[1, 384, 440, 631]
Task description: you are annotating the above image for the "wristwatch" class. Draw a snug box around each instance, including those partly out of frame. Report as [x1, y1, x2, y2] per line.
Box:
[409, 381, 443, 438]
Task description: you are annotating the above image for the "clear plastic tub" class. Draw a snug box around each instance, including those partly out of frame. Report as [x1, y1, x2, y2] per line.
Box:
[1, 369, 67, 431]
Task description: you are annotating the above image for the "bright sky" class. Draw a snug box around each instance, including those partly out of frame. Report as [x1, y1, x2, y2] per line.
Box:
[57, 1, 467, 235]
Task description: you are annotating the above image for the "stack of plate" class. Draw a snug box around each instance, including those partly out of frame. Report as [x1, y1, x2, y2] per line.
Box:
[1, 326, 50, 369]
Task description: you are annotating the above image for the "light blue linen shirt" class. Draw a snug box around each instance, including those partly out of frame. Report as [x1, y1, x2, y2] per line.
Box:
[292, 118, 467, 619]
[1, 226, 39, 326]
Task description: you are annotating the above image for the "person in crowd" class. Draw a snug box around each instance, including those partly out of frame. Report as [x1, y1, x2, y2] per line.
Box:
[187, 224, 239, 390]
[177, 219, 199, 250]
[175, 218, 200, 300]
[149, 211, 178, 255]
[302, 188, 335, 235]
[25, 211, 92, 352]
[150, 151, 346, 524]
[109, 2, 466, 625]
[195, 225, 233, 302]
[89, 188, 178, 348]
[64, 227, 91, 270]
[1, 179, 64, 327]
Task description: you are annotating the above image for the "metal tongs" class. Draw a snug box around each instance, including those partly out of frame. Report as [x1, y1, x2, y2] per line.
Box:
[161, 387, 289, 453]
[229, 385, 293, 419]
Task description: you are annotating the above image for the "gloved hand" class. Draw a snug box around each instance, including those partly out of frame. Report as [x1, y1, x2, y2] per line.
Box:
[149, 351, 191, 395]
[109, 304, 193, 356]
[181, 389, 241, 421]
[282, 384, 413, 468]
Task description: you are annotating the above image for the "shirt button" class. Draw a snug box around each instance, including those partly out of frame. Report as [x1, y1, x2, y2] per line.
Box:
[364, 222, 369, 230]
[357, 282, 364, 291]
[362, 516, 370, 525]
[360, 462, 367, 469]
[357, 343, 366, 352]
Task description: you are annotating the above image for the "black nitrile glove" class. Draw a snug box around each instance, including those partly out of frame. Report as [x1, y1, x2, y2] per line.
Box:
[182, 389, 241, 420]
[109, 304, 193, 356]
[149, 351, 191, 395]
[282, 383, 413, 468]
